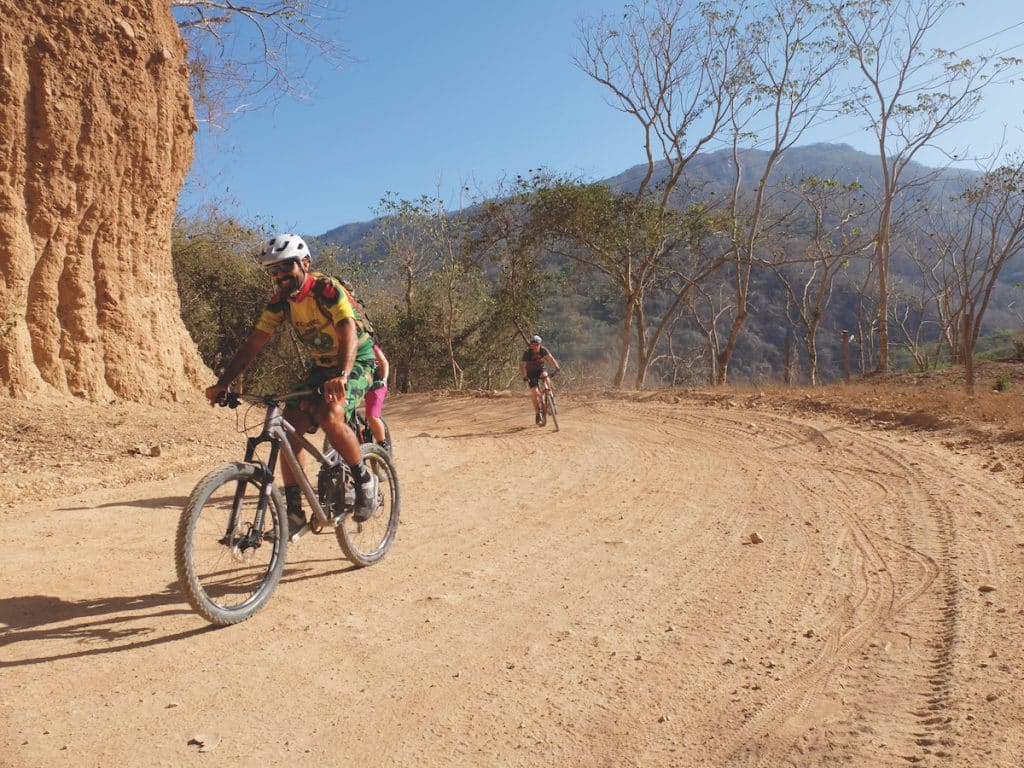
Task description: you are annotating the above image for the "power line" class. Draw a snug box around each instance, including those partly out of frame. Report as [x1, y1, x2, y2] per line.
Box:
[951, 20, 1024, 51]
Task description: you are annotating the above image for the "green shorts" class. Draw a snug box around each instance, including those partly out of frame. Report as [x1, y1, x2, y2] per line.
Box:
[287, 360, 375, 430]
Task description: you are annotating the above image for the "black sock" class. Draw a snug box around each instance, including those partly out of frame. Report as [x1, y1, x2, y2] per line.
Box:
[284, 485, 303, 516]
[349, 462, 368, 487]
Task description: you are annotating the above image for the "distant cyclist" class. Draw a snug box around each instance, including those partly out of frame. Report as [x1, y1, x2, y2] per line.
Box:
[520, 335, 561, 425]
[204, 233, 379, 530]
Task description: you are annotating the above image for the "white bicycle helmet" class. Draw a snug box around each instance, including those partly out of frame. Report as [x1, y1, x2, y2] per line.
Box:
[530, 335, 542, 344]
[260, 233, 310, 267]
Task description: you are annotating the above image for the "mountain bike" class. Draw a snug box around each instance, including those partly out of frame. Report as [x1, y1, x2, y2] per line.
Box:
[536, 371, 559, 432]
[175, 389, 400, 626]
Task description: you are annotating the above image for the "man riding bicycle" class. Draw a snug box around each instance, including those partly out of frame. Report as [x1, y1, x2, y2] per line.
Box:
[204, 233, 379, 531]
[520, 334, 561, 425]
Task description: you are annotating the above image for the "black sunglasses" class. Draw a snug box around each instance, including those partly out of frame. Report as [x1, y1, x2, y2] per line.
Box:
[265, 260, 298, 276]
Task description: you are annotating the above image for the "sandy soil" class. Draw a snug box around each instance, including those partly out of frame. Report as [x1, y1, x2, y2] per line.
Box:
[3, 371, 1024, 767]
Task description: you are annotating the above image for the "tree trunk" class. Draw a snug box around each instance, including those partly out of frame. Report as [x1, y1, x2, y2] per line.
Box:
[783, 331, 792, 386]
[0, 1, 204, 401]
[962, 310, 975, 396]
[716, 306, 747, 386]
[805, 324, 819, 387]
[613, 299, 633, 388]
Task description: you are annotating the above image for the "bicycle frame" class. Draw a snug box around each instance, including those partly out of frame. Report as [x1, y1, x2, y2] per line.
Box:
[224, 390, 343, 539]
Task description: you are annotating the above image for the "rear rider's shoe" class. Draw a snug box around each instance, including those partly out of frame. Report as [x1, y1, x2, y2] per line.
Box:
[535, 410, 544, 426]
[352, 472, 379, 523]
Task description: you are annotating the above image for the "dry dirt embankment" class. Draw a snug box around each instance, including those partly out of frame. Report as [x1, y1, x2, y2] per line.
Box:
[2, 380, 1024, 767]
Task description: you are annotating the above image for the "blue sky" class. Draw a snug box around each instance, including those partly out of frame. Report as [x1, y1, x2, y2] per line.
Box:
[178, 1, 1024, 237]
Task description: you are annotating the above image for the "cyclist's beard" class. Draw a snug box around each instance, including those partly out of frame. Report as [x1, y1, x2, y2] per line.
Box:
[275, 272, 301, 297]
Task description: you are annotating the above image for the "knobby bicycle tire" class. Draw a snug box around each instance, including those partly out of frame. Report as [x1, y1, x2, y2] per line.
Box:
[336, 443, 400, 566]
[326, 415, 395, 459]
[175, 462, 287, 625]
[545, 391, 559, 432]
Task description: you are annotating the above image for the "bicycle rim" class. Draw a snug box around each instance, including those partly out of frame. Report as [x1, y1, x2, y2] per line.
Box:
[175, 463, 287, 625]
[336, 445, 400, 566]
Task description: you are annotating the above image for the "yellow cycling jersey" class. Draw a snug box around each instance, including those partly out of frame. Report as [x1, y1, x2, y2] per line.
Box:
[255, 271, 375, 368]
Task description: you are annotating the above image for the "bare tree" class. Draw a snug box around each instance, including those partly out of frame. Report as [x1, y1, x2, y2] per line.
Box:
[763, 177, 873, 385]
[929, 157, 1024, 393]
[578, 0, 845, 387]
[831, 0, 1021, 372]
[574, 0, 740, 386]
[711, 0, 846, 384]
[685, 282, 736, 385]
[427, 193, 480, 391]
[892, 237, 953, 369]
[170, 1, 346, 126]
[372, 194, 437, 392]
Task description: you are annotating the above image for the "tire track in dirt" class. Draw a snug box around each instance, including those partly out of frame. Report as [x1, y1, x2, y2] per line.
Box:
[683, 414, 943, 767]
[592, 404, 864, 765]
[840, 430, 1024, 765]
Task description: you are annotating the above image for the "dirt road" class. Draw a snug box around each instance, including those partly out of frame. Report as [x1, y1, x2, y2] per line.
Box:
[2, 392, 1023, 767]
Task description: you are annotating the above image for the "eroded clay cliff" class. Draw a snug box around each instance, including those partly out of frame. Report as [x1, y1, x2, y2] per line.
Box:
[0, 0, 206, 401]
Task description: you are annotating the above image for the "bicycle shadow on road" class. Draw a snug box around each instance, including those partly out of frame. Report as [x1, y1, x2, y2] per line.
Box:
[58, 495, 190, 512]
[0, 554, 366, 669]
[0, 588, 211, 669]
[281, 555, 361, 583]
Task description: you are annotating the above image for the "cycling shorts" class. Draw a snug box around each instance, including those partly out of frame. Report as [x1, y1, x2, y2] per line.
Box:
[364, 382, 388, 418]
[525, 371, 547, 389]
[286, 359, 375, 429]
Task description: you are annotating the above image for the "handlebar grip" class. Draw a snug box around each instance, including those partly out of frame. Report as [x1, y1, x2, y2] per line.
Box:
[215, 391, 241, 409]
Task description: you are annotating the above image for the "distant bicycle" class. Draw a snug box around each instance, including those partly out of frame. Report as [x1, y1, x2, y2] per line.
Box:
[536, 371, 559, 432]
[175, 388, 400, 626]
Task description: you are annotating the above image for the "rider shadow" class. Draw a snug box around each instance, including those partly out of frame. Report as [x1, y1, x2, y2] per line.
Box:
[411, 424, 532, 440]
[0, 588, 210, 669]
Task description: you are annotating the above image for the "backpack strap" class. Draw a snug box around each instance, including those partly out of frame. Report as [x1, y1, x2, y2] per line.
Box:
[311, 274, 373, 341]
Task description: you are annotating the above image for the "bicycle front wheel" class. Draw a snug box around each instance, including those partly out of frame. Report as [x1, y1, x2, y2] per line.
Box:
[545, 392, 559, 432]
[175, 462, 287, 625]
[336, 444, 400, 567]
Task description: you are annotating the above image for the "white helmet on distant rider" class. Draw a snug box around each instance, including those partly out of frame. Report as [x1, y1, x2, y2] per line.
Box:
[530, 335, 542, 344]
[259, 233, 310, 267]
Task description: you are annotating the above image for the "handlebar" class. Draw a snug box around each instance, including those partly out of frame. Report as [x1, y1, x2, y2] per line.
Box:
[214, 387, 320, 409]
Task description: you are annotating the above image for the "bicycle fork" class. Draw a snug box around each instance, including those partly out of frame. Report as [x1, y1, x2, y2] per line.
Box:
[219, 437, 282, 552]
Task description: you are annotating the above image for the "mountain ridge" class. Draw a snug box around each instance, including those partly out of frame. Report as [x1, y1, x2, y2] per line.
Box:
[317, 142, 978, 245]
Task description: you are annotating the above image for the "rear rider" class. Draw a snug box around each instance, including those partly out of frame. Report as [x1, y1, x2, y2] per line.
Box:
[520, 334, 561, 424]
[204, 233, 380, 531]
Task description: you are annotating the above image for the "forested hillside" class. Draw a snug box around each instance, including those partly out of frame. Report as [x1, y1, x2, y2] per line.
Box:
[320, 144, 1019, 383]
[176, 143, 1024, 393]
